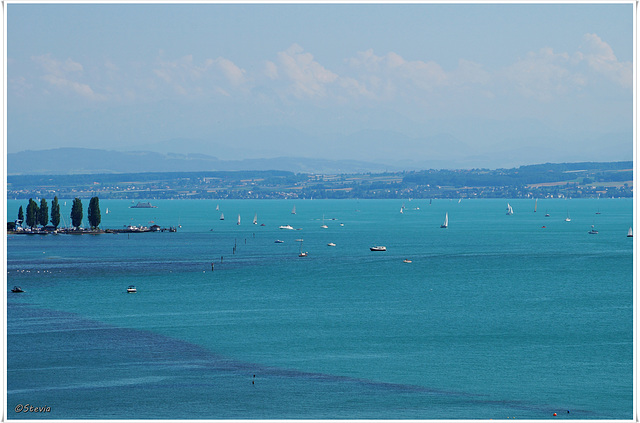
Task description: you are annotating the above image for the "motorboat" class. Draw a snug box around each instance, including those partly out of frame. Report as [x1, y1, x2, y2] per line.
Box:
[370, 246, 387, 252]
[274, 240, 284, 243]
[127, 285, 137, 293]
[327, 242, 336, 247]
[403, 259, 412, 263]
[279, 225, 295, 230]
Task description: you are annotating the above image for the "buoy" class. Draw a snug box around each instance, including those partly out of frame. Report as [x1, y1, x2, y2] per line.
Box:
[553, 413, 557, 416]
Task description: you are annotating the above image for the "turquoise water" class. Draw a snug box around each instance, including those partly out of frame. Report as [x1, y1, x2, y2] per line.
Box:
[6, 199, 634, 419]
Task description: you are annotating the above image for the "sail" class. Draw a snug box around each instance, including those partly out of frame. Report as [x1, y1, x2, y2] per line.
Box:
[441, 212, 448, 228]
[253, 213, 258, 224]
[291, 205, 296, 214]
[220, 213, 224, 220]
[506, 204, 513, 215]
[534, 199, 537, 212]
[237, 214, 241, 225]
[628, 227, 633, 237]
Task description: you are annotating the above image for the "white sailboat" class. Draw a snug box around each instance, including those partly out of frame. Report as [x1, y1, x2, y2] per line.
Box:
[321, 214, 328, 228]
[506, 203, 514, 215]
[253, 213, 258, 225]
[106, 208, 110, 214]
[216, 204, 219, 211]
[565, 211, 571, 222]
[237, 214, 241, 225]
[220, 213, 224, 220]
[627, 227, 633, 237]
[534, 199, 537, 213]
[440, 212, 448, 228]
[298, 239, 308, 257]
[291, 205, 296, 214]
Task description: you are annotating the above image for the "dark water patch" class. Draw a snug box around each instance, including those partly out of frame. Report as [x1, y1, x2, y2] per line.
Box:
[7, 303, 599, 420]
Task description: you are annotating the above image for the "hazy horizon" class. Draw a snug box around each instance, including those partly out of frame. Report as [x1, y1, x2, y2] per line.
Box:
[6, 2, 634, 169]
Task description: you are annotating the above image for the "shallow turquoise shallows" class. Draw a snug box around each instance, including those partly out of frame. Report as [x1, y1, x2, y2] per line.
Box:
[6, 199, 633, 419]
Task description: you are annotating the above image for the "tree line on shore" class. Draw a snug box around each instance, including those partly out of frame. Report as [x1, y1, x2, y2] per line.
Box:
[8, 196, 101, 231]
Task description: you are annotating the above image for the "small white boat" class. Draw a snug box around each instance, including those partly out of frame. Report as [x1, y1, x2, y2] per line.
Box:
[370, 246, 387, 252]
[291, 205, 296, 214]
[327, 242, 336, 247]
[220, 213, 225, 220]
[403, 259, 412, 263]
[237, 214, 241, 225]
[506, 203, 514, 215]
[588, 225, 598, 234]
[321, 214, 328, 228]
[274, 240, 284, 243]
[627, 227, 633, 237]
[298, 239, 308, 257]
[440, 212, 448, 228]
[279, 225, 295, 230]
[565, 212, 571, 222]
[253, 213, 258, 225]
[127, 285, 137, 293]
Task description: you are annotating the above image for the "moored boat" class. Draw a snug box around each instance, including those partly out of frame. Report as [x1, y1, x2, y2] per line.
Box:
[127, 285, 137, 293]
[370, 246, 387, 251]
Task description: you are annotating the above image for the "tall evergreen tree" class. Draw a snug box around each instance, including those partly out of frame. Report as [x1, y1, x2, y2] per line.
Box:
[38, 198, 49, 227]
[51, 196, 61, 229]
[71, 198, 83, 228]
[87, 197, 101, 229]
[17, 206, 24, 226]
[26, 199, 38, 228]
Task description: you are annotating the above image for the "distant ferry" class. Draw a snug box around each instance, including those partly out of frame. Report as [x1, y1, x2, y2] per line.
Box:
[130, 202, 157, 209]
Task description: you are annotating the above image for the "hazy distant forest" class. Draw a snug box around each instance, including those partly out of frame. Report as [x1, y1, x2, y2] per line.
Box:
[7, 161, 633, 200]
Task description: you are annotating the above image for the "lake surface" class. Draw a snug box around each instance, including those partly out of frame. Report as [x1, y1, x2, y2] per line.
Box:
[6, 198, 634, 419]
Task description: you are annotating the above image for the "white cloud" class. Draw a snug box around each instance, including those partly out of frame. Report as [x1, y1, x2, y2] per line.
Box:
[42, 74, 102, 100]
[212, 57, 246, 86]
[31, 54, 103, 100]
[264, 61, 278, 80]
[272, 44, 338, 99]
[580, 33, 631, 87]
[502, 47, 584, 101]
[153, 54, 248, 97]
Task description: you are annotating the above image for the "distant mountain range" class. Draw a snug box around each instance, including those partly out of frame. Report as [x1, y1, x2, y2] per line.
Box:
[7, 148, 400, 175]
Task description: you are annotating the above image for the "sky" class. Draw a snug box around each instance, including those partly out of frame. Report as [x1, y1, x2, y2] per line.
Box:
[5, 2, 635, 169]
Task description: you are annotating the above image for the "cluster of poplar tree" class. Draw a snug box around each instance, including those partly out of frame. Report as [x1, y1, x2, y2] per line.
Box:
[16, 196, 101, 230]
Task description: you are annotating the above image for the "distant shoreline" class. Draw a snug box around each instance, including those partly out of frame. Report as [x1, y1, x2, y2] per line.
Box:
[8, 226, 177, 235]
